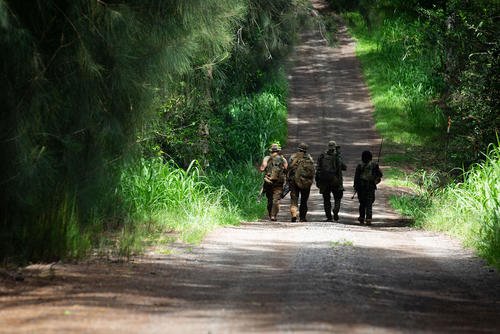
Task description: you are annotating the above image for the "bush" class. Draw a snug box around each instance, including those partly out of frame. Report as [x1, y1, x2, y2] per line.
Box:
[391, 142, 500, 268]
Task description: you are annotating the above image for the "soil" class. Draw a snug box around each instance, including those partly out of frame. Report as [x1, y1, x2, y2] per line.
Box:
[1, 1, 499, 333]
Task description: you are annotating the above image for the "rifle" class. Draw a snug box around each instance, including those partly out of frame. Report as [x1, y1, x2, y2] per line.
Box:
[280, 182, 290, 199]
[376, 138, 383, 164]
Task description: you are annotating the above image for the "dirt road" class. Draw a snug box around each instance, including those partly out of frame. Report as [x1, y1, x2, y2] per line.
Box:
[1, 2, 499, 333]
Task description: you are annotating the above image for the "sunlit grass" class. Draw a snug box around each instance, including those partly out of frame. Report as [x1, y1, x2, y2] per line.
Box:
[330, 239, 354, 247]
[390, 143, 500, 268]
[344, 12, 444, 153]
[344, 12, 500, 267]
[117, 158, 253, 252]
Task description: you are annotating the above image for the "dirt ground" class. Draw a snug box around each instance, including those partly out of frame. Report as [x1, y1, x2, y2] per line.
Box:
[1, 1, 499, 333]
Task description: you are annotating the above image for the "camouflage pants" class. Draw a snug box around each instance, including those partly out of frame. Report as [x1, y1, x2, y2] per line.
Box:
[264, 182, 283, 219]
[320, 184, 343, 219]
[289, 182, 311, 220]
[357, 189, 376, 221]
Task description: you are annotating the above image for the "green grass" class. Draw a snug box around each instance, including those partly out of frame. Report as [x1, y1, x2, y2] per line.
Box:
[330, 239, 354, 247]
[117, 158, 245, 253]
[390, 143, 500, 267]
[343, 12, 445, 168]
[344, 12, 500, 267]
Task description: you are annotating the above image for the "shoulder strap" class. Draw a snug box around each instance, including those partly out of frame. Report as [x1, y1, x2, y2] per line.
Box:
[290, 152, 304, 169]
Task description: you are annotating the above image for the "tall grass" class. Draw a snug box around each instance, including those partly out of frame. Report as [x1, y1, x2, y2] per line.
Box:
[343, 11, 499, 267]
[210, 90, 288, 165]
[114, 66, 288, 254]
[343, 13, 444, 152]
[391, 142, 500, 267]
[119, 159, 237, 248]
[422, 143, 500, 266]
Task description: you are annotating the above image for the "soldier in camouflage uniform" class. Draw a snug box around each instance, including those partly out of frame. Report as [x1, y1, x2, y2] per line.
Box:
[287, 142, 315, 223]
[354, 150, 383, 225]
[260, 143, 288, 221]
[315, 141, 347, 222]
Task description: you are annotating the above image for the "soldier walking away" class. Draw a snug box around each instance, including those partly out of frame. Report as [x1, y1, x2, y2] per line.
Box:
[353, 150, 383, 226]
[315, 141, 347, 222]
[287, 142, 315, 222]
[260, 143, 288, 221]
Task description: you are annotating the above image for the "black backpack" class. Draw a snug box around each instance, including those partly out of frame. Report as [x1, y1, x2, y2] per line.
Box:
[318, 152, 341, 187]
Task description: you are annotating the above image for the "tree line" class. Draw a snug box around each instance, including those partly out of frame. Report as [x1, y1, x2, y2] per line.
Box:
[0, 0, 310, 261]
[328, 0, 499, 165]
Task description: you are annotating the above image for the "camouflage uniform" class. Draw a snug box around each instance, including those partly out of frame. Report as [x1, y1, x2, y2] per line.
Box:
[260, 144, 288, 221]
[288, 143, 314, 222]
[315, 141, 347, 221]
[354, 150, 383, 225]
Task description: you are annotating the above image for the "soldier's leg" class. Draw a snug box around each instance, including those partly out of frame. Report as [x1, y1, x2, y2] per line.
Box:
[299, 187, 310, 221]
[365, 190, 375, 225]
[270, 185, 283, 220]
[357, 190, 367, 224]
[322, 186, 333, 220]
[332, 189, 343, 221]
[289, 183, 299, 222]
[264, 184, 273, 218]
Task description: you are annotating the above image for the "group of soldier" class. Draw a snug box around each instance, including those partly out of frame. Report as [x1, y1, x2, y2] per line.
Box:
[259, 141, 383, 225]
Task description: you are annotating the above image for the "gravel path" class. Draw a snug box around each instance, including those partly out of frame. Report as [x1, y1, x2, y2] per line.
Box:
[1, 2, 499, 333]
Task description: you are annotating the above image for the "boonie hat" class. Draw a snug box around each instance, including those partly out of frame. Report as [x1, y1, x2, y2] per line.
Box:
[269, 143, 281, 152]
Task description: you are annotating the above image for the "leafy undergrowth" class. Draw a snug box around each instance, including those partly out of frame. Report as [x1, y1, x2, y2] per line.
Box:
[390, 143, 500, 268]
[343, 12, 499, 268]
[117, 159, 265, 257]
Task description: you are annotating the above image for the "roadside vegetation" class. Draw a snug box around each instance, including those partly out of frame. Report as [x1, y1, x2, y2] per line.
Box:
[0, 0, 311, 263]
[329, 0, 499, 267]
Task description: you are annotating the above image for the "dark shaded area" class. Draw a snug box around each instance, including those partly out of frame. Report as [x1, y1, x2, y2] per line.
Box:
[1, 228, 499, 332]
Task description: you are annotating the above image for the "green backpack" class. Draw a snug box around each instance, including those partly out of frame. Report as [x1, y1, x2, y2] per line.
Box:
[265, 155, 286, 184]
[292, 154, 315, 189]
[360, 161, 381, 184]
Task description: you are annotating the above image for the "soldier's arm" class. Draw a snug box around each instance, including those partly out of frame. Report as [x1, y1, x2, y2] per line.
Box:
[354, 165, 361, 190]
[315, 154, 323, 174]
[315, 155, 322, 183]
[374, 163, 383, 178]
[259, 156, 269, 172]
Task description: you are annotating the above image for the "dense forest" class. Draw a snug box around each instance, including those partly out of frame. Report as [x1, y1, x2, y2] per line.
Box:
[1, 0, 498, 264]
[0, 0, 310, 261]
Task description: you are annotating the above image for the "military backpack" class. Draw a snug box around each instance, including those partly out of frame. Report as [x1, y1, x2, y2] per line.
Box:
[265, 155, 286, 184]
[360, 161, 381, 184]
[318, 152, 341, 187]
[291, 153, 315, 189]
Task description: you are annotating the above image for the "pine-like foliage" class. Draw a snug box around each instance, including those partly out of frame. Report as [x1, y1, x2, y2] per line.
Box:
[0, 0, 246, 260]
[145, 0, 310, 168]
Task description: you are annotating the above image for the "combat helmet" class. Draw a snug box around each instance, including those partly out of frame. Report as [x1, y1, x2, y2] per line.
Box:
[298, 142, 308, 152]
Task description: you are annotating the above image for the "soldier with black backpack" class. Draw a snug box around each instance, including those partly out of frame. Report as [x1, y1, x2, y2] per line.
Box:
[315, 141, 347, 222]
[354, 150, 383, 226]
[260, 143, 288, 221]
[287, 142, 315, 222]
